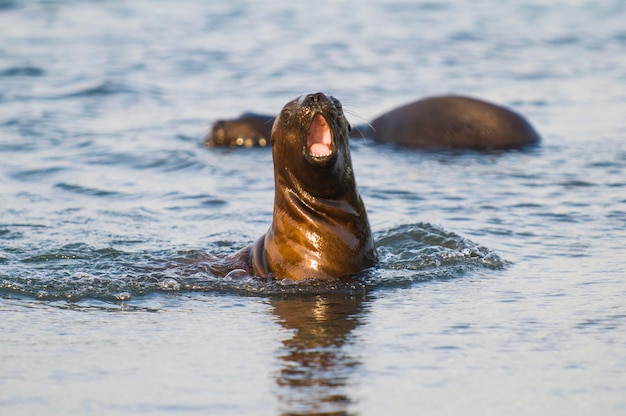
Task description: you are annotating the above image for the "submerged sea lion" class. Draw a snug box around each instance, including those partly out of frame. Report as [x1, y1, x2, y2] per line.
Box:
[204, 95, 541, 150]
[209, 92, 378, 280]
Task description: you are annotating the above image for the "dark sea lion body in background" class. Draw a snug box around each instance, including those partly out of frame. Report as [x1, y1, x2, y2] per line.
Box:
[364, 95, 541, 149]
[205, 95, 541, 150]
[209, 92, 378, 280]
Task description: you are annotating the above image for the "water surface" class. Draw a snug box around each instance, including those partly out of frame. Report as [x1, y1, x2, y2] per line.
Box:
[1, 0, 626, 415]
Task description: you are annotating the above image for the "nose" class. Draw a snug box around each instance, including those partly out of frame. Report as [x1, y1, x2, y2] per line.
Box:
[306, 92, 325, 103]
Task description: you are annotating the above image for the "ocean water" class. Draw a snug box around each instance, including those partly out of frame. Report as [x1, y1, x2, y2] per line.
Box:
[1, 0, 626, 415]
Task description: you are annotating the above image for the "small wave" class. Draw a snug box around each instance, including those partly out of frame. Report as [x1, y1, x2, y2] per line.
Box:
[11, 166, 67, 181]
[366, 188, 425, 202]
[134, 150, 203, 172]
[62, 80, 136, 98]
[374, 222, 507, 286]
[55, 182, 125, 198]
[3, 80, 142, 103]
[165, 192, 228, 208]
[85, 149, 203, 173]
[545, 35, 580, 47]
[0, 66, 45, 77]
[560, 180, 594, 188]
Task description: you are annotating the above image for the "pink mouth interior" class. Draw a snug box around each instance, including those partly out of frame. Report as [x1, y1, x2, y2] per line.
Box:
[307, 114, 332, 157]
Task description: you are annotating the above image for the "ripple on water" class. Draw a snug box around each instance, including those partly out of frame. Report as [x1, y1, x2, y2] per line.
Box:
[11, 166, 67, 181]
[135, 150, 204, 172]
[0, 66, 46, 77]
[60, 80, 138, 99]
[164, 192, 228, 210]
[55, 183, 126, 198]
[83, 148, 204, 173]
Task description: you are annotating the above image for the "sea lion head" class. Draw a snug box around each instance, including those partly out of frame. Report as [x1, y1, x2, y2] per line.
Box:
[270, 92, 353, 198]
[205, 113, 273, 148]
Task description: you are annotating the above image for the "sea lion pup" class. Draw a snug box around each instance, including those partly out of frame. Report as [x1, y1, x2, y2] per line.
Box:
[210, 92, 378, 280]
[364, 95, 541, 149]
[205, 95, 541, 149]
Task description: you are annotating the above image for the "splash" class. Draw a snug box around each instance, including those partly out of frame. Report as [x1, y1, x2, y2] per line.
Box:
[373, 222, 507, 288]
[0, 223, 506, 301]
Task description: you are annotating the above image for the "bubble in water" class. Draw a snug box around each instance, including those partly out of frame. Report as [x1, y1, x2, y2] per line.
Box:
[72, 272, 95, 282]
[114, 292, 132, 301]
[158, 278, 181, 291]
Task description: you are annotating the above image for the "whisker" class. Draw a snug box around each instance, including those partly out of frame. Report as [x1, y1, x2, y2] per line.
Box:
[343, 107, 375, 138]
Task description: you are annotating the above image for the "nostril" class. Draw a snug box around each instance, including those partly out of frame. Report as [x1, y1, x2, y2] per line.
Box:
[307, 92, 324, 103]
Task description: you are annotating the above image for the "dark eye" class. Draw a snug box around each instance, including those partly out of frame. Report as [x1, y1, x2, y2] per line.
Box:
[347, 122, 352, 132]
[281, 109, 292, 124]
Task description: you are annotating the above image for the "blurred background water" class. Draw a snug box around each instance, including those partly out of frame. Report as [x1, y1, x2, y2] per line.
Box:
[1, 0, 625, 415]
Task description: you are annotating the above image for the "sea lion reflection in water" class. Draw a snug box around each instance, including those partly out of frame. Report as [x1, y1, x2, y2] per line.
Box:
[205, 95, 541, 150]
[208, 92, 378, 281]
[271, 294, 365, 414]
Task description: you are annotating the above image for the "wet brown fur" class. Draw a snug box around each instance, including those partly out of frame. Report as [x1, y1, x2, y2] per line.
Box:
[209, 93, 378, 280]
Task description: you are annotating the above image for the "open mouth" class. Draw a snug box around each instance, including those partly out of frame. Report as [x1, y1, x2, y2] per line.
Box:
[306, 114, 333, 158]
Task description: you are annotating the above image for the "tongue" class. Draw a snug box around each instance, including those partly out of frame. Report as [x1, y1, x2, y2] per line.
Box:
[307, 114, 332, 156]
